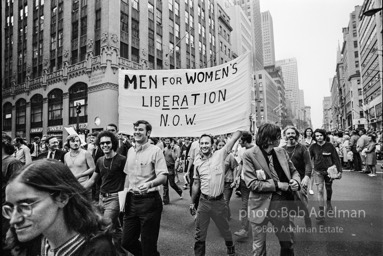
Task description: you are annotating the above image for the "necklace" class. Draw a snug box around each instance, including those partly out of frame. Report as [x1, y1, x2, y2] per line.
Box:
[69, 150, 80, 165]
[103, 154, 115, 170]
[286, 144, 297, 160]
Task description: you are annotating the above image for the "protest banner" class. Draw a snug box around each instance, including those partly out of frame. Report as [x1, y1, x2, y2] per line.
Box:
[118, 52, 252, 137]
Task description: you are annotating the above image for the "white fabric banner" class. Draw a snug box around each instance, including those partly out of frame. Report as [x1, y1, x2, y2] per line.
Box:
[118, 52, 252, 137]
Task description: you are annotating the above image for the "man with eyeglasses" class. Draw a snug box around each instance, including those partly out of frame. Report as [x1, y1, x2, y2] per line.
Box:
[190, 130, 243, 256]
[84, 130, 127, 253]
[242, 123, 300, 256]
[309, 129, 342, 223]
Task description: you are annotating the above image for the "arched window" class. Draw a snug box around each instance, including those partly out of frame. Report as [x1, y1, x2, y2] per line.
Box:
[30, 94, 43, 128]
[16, 98, 26, 133]
[69, 82, 88, 124]
[2, 102, 12, 131]
[48, 89, 63, 126]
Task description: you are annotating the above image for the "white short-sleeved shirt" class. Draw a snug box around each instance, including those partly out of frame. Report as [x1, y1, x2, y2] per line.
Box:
[124, 142, 168, 193]
[193, 146, 228, 197]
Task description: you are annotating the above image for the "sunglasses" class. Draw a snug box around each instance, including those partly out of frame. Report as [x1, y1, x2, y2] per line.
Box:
[100, 141, 112, 145]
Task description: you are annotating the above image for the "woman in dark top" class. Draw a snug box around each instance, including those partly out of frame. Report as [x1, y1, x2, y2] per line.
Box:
[3, 159, 117, 256]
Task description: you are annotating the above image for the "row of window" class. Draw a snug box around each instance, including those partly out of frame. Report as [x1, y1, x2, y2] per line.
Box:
[2, 83, 88, 132]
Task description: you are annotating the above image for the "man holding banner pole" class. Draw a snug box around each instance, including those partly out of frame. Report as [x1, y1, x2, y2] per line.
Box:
[190, 130, 244, 256]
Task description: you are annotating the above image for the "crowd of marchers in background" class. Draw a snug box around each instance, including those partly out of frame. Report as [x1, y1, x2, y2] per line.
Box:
[2, 123, 383, 256]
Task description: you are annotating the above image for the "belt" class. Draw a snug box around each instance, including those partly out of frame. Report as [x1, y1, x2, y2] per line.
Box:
[128, 191, 158, 198]
[201, 193, 223, 201]
[100, 192, 118, 197]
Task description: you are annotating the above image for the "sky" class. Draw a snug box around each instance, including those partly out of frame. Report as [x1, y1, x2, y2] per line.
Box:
[259, 0, 363, 129]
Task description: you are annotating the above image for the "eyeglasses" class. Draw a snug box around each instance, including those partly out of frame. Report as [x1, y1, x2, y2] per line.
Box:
[100, 141, 112, 145]
[2, 195, 53, 219]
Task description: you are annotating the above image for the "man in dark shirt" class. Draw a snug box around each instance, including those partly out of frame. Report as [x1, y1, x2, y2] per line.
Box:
[84, 130, 127, 251]
[309, 129, 342, 223]
[282, 126, 312, 227]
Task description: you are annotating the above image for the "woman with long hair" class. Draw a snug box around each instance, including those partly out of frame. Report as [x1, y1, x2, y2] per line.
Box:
[3, 159, 117, 256]
[303, 128, 315, 195]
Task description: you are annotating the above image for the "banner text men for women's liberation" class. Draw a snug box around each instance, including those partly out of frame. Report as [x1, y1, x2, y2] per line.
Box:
[118, 52, 252, 137]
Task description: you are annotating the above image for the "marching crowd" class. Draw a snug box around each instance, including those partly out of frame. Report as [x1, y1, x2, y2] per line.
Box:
[2, 121, 383, 256]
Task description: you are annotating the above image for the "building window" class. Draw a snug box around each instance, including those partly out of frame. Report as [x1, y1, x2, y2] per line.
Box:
[30, 94, 43, 128]
[72, 21, 79, 40]
[16, 99, 26, 132]
[121, 12, 129, 33]
[69, 83, 88, 124]
[80, 17, 87, 36]
[120, 42, 129, 59]
[156, 35, 162, 50]
[2, 102, 12, 131]
[48, 89, 63, 126]
[132, 0, 139, 10]
[95, 9, 101, 30]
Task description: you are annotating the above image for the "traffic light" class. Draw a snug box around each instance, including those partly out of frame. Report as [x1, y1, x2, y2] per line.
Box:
[76, 103, 81, 114]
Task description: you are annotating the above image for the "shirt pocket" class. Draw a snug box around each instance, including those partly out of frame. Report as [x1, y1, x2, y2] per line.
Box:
[138, 160, 153, 178]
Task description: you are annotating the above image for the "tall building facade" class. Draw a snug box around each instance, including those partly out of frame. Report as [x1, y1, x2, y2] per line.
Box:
[235, 0, 264, 71]
[2, 0, 233, 141]
[276, 58, 300, 119]
[323, 96, 332, 130]
[255, 70, 279, 124]
[358, 0, 382, 130]
[261, 11, 275, 67]
[330, 74, 341, 130]
[264, 65, 287, 126]
[341, 5, 367, 130]
[304, 106, 312, 128]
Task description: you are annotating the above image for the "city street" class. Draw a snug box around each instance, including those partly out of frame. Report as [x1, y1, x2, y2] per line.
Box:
[157, 163, 383, 256]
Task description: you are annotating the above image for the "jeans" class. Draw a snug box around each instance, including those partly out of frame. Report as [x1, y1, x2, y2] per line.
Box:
[163, 171, 182, 204]
[99, 193, 121, 233]
[239, 179, 250, 231]
[122, 192, 163, 256]
[194, 196, 233, 256]
[223, 182, 233, 219]
[250, 193, 294, 256]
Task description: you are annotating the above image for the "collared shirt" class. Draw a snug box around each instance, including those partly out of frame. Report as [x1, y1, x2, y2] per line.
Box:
[164, 145, 180, 168]
[124, 142, 168, 193]
[188, 140, 200, 162]
[31, 142, 40, 157]
[14, 144, 30, 164]
[41, 234, 86, 256]
[47, 150, 55, 159]
[193, 146, 229, 197]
